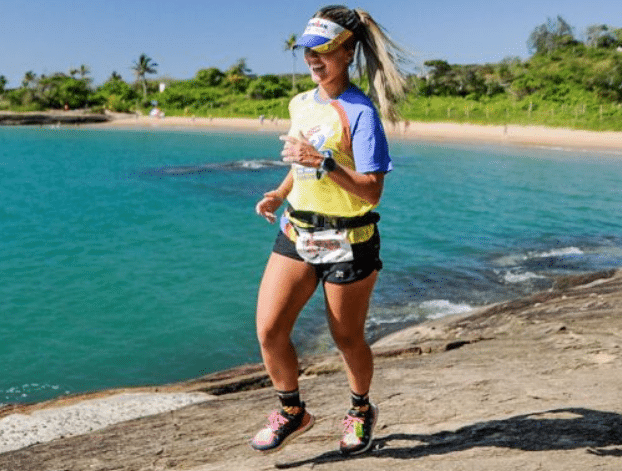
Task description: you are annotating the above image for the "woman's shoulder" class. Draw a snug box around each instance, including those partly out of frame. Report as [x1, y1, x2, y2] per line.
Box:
[337, 86, 383, 129]
[290, 88, 317, 105]
[339, 85, 376, 109]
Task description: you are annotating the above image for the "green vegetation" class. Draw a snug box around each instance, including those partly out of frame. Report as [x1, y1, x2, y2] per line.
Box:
[1, 19, 622, 131]
[401, 17, 622, 131]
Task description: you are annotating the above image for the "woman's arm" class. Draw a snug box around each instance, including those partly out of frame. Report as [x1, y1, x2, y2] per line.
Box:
[280, 133, 385, 205]
[255, 169, 293, 223]
[325, 165, 384, 206]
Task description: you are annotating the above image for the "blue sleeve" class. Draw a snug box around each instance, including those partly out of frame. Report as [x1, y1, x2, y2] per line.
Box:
[351, 106, 393, 174]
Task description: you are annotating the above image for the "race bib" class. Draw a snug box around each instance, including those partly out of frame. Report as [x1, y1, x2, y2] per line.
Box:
[295, 228, 354, 264]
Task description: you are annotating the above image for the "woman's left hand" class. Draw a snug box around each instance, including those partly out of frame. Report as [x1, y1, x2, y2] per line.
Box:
[255, 191, 284, 224]
[280, 132, 323, 168]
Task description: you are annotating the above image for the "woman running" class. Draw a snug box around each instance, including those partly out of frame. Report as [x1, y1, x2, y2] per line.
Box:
[250, 5, 408, 456]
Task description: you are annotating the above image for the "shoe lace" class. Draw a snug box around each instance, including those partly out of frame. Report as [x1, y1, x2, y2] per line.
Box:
[342, 414, 364, 435]
[267, 411, 289, 432]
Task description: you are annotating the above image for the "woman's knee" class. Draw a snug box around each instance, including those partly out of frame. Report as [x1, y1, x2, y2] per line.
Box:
[256, 321, 290, 350]
[332, 330, 368, 354]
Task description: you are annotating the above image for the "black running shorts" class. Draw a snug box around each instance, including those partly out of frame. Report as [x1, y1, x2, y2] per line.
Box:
[272, 227, 383, 284]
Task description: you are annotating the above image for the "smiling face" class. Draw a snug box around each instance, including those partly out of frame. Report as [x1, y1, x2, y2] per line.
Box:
[304, 45, 354, 99]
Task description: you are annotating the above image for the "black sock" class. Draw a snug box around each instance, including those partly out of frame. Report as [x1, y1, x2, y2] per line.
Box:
[277, 389, 302, 409]
[351, 391, 370, 409]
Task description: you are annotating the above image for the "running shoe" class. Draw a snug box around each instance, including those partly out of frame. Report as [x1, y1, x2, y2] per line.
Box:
[339, 403, 378, 455]
[249, 405, 315, 453]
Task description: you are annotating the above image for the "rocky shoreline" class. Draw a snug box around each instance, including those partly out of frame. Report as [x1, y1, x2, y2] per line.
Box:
[0, 111, 110, 126]
[1, 269, 621, 470]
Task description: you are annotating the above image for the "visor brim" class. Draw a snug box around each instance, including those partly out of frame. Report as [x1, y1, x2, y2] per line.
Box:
[295, 34, 330, 50]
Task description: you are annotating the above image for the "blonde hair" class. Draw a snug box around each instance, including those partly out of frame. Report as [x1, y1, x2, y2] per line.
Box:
[314, 5, 409, 122]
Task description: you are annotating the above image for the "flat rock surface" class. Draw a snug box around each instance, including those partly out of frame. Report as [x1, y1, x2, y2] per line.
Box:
[1, 270, 622, 471]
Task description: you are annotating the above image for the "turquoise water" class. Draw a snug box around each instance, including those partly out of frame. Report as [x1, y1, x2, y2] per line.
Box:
[2, 126, 622, 405]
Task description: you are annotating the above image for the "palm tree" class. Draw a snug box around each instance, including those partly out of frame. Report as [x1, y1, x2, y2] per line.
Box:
[226, 58, 251, 77]
[22, 71, 37, 88]
[108, 71, 123, 82]
[225, 58, 251, 92]
[284, 33, 297, 90]
[132, 53, 158, 98]
[79, 64, 91, 80]
[0, 75, 7, 93]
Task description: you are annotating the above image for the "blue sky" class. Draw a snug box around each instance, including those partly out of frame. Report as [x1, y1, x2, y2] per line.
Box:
[2, 0, 621, 88]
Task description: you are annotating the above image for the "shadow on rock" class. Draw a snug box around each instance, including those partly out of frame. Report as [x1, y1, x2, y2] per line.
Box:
[275, 408, 622, 468]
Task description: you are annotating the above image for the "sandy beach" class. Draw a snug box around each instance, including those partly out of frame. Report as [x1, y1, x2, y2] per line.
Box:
[94, 113, 622, 154]
[4, 110, 622, 153]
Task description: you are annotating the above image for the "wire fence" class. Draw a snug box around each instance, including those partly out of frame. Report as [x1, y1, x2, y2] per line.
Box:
[401, 99, 622, 131]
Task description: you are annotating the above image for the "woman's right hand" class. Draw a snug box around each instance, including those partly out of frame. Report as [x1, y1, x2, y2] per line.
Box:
[255, 190, 284, 224]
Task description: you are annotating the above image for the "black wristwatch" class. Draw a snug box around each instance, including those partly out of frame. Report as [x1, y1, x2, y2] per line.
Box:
[321, 155, 337, 172]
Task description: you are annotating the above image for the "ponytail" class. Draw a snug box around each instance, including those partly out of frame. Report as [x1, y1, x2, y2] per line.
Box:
[353, 9, 408, 122]
[314, 5, 410, 122]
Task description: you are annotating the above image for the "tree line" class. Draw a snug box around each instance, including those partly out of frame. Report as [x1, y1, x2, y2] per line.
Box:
[415, 17, 622, 102]
[1, 18, 622, 130]
[0, 51, 311, 116]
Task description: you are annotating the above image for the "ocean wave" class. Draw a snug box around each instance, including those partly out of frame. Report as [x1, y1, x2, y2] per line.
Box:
[419, 299, 474, 318]
[1, 383, 66, 406]
[493, 246, 584, 267]
[363, 298, 474, 345]
[538, 247, 584, 258]
[369, 299, 473, 326]
[500, 270, 546, 284]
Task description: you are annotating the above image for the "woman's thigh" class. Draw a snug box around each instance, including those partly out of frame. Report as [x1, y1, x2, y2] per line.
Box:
[323, 270, 378, 345]
[256, 252, 319, 340]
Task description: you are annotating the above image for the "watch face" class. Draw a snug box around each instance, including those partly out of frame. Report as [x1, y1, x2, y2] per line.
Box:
[322, 156, 336, 172]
